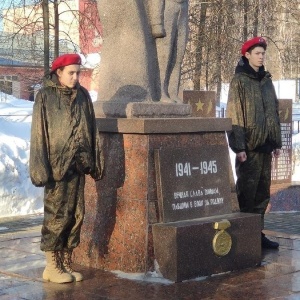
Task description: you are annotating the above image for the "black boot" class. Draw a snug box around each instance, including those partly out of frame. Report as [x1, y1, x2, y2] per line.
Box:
[261, 233, 279, 249]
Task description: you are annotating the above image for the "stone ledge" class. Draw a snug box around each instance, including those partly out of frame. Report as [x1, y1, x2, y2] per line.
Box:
[96, 117, 232, 134]
[93, 101, 192, 118]
[152, 212, 261, 282]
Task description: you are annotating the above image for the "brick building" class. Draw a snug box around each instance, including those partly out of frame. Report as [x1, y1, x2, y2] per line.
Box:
[0, 0, 101, 100]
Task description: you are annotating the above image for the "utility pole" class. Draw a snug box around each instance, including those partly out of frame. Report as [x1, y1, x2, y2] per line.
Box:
[54, 0, 59, 59]
[42, 0, 50, 75]
[297, 57, 299, 103]
[193, 1, 209, 91]
[243, 0, 248, 40]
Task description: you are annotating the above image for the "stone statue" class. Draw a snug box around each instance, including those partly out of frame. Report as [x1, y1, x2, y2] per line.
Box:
[96, 0, 160, 103]
[149, 0, 189, 103]
[95, 0, 190, 117]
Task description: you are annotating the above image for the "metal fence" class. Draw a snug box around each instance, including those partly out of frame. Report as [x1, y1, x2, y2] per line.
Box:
[0, 114, 32, 122]
[293, 104, 300, 134]
[293, 117, 300, 134]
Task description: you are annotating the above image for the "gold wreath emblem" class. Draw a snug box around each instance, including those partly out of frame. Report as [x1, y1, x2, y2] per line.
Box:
[212, 219, 232, 256]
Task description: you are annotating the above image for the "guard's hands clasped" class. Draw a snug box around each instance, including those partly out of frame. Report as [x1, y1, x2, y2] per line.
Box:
[273, 148, 281, 158]
[237, 151, 247, 162]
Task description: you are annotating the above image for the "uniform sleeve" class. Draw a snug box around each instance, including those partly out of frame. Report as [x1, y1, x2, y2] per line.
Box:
[274, 92, 282, 149]
[29, 91, 51, 187]
[226, 77, 247, 153]
[84, 89, 104, 181]
[91, 124, 105, 181]
[267, 81, 282, 149]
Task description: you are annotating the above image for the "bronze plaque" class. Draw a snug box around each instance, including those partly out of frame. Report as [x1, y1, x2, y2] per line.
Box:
[155, 146, 232, 223]
[183, 90, 216, 117]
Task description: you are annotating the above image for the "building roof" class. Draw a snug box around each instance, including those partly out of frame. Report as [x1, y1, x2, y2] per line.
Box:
[0, 56, 39, 67]
[0, 31, 75, 67]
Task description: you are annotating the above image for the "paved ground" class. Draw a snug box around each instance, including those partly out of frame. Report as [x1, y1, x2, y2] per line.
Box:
[0, 212, 299, 300]
[264, 212, 300, 236]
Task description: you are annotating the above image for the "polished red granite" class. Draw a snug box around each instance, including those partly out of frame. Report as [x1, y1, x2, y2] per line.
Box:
[74, 129, 229, 272]
[153, 213, 261, 282]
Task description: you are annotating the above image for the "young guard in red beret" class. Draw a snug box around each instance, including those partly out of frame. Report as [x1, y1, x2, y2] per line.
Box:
[226, 37, 282, 249]
[30, 53, 104, 283]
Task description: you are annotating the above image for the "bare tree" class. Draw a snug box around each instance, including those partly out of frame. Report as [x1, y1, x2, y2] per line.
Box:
[0, 0, 102, 67]
[190, 1, 208, 91]
[0, 0, 102, 96]
[53, 0, 59, 58]
[42, 0, 49, 74]
[182, 0, 300, 104]
[1, 0, 299, 100]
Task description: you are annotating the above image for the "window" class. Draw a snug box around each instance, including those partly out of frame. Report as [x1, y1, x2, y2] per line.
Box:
[0, 80, 12, 95]
[0, 75, 18, 95]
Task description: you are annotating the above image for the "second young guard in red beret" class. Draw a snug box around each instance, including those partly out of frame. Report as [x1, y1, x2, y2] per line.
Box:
[30, 53, 104, 283]
[226, 37, 282, 250]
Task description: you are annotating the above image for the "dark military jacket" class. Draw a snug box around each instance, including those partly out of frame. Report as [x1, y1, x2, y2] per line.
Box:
[30, 74, 104, 187]
[226, 57, 282, 153]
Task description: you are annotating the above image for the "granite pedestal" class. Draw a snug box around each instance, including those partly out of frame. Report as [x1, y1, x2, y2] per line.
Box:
[152, 213, 261, 282]
[73, 117, 261, 281]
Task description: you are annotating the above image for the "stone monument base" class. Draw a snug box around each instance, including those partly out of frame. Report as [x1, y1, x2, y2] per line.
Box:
[73, 117, 261, 279]
[93, 101, 192, 118]
[153, 212, 261, 282]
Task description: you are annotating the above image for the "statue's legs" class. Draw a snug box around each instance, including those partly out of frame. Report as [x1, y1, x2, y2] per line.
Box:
[168, 2, 188, 102]
[155, 1, 188, 102]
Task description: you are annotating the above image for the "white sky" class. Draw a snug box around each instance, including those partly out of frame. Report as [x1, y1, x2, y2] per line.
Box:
[221, 80, 297, 103]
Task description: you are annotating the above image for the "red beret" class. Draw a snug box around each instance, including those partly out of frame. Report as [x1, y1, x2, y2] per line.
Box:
[241, 37, 267, 56]
[51, 53, 81, 72]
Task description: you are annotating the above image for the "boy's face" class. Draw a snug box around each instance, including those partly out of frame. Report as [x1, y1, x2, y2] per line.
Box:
[57, 65, 81, 88]
[245, 46, 266, 71]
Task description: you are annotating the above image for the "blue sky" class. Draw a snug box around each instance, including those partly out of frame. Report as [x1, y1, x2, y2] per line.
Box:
[0, 0, 37, 31]
[1, 0, 36, 9]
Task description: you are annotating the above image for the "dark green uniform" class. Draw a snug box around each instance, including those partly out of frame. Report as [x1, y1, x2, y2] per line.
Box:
[226, 57, 281, 228]
[30, 74, 103, 251]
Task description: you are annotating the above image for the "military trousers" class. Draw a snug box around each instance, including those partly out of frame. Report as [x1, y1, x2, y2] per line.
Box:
[40, 171, 85, 252]
[235, 151, 272, 229]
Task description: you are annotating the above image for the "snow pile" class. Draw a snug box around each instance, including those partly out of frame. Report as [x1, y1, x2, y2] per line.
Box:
[0, 95, 43, 217]
[292, 134, 300, 181]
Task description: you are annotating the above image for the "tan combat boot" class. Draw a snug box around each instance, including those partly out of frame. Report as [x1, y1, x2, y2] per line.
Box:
[62, 249, 83, 282]
[43, 251, 74, 283]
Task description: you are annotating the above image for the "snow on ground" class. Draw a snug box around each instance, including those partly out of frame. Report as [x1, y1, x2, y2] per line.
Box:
[0, 92, 300, 218]
[0, 94, 43, 217]
[290, 134, 300, 182]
